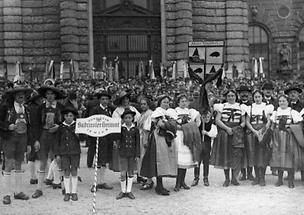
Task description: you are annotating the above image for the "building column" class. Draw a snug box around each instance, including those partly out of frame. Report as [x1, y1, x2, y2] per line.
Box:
[60, 0, 79, 61]
[225, 0, 249, 77]
[160, 0, 166, 64]
[175, 0, 193, 76]
[3, 0, 23, 78]
[88, 0, 94, 75]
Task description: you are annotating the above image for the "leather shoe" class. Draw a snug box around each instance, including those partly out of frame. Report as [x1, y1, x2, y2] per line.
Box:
[32, 190, 43, 199]
[231, 179, 240, 186]
[116, 192, 125, 200]
[52, 183, 61, 189]
[275, 180, 283, 187]
[180, 183, 190, 190]
[71, 193, 78, 201]
[191, 178, 199, 187]
[239, 175, 246, 181]
[223, 180, 230, 187]
[140, 181, 154, 190]
[14, 192, 29, 200]
[44, 179, 53, 185]
[30, 179, 38, 185]
[155, 187, 170, 195]
[3, 195, 11, 205]
[90, 185, 97, 193]
[288, 181, 295, 189]
[203, 177, 209, 186]
[96, 183, 113, 190]
[247, 174, 255, 181]
[63, 194, 70, 201]
[126, 192, 135, 200]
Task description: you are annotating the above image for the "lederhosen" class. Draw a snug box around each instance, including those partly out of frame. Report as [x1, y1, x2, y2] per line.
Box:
[38, 105, 61, 161]
[247, 105, 270, 168]
[2, 107, 29, 162]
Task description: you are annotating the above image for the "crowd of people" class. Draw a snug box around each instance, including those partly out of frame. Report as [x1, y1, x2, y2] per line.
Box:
[1, 74, 304, 205]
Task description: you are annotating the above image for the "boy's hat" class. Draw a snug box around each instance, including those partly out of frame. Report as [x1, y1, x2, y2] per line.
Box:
[262, 82, 274, 90]
[121, 108, 136, 118]
[62, 106, 78, 116]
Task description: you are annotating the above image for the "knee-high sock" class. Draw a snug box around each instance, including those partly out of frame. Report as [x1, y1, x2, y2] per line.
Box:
[71, 177, 78, 193]
[64, 177, 71, 194]
[224, 169, 230, 180]
[97, 167, 106, 184]
[126, 177, 133, 193]
[53, 162, 61, 184]
[37, 171, 45, 190]
[3, 172, 11, 196]
[120, 180, 126, 193]
[15, 170, 23, 194]
[46, 160, 55, 180]
[28, 161, 37, 180]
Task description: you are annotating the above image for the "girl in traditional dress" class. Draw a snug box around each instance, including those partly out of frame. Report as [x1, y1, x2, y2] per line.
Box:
[270, 94, 303, 188]
[174, 94, 201, 192]
[137, 98, 153, 189]
[211, 90, 246, 187]
[245, 90, 273, 186]
[140, 96, 177, 196]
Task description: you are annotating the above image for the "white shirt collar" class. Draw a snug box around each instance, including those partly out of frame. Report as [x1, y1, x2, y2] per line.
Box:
[122, 123, 135, 130]
[63, 121, 75, 127]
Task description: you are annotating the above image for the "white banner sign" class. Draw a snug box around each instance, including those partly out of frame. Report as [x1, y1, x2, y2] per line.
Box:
[75, 115, 121, 137]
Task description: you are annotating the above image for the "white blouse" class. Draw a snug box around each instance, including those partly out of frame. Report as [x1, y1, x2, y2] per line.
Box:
[270, 107, 303, 124]
[245, 102, 274, 117]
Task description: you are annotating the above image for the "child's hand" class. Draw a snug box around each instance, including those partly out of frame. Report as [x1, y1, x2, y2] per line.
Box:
[135, 157, 140, 162]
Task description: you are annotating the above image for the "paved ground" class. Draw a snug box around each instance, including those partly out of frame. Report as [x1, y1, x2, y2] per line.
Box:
[1, 147, 304, 215]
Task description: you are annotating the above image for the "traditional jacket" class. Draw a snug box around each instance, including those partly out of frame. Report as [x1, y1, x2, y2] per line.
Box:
[118, 123, 140, 158]
[0, 102, 31, 140]
[55, 121, 80, 155]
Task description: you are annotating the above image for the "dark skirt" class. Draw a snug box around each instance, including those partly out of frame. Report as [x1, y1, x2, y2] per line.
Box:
[246, 124, 271, 167]
[210, 122, 245, 169]
[270, 128, 302, 170]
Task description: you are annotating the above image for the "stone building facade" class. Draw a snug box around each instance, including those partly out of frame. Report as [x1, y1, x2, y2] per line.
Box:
[0, 0, 303, 80]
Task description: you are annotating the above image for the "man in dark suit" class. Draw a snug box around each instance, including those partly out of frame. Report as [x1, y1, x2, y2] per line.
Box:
[88, 91, 115, 192]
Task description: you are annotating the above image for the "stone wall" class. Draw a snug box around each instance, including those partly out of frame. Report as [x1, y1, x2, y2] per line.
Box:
[248, 0, 304, 78]
[0, 0, 88, 79]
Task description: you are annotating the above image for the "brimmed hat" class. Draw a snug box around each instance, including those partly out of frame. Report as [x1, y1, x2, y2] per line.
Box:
[4, 85, 33, 100]
[96, 91, 111, 99]
[114, 91, 131, 106]
[121, 108, 136, 118]
[62, 106, 78, 116]
[262, 82, 274, 90]
[284, 86, 302, 94]
[38, 85, 66, 100]
[236, 85, 252, 93]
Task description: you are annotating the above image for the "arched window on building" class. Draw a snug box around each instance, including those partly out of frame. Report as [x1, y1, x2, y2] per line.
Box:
[249, 25, 270, 76]
[299, 28, 304, 72]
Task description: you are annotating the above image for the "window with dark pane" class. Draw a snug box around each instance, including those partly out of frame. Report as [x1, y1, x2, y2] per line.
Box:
[249, 25, 270, 76]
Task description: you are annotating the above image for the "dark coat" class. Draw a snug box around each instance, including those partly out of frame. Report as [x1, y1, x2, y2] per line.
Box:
[118, 125, 140, 158]
[290, 100, 304, 113]
[263, 97, 278, 109]
[55, 122, 80, 155]
[0, 103, 31, 141]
